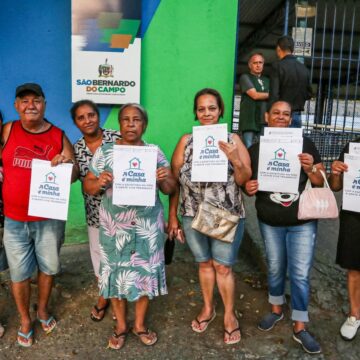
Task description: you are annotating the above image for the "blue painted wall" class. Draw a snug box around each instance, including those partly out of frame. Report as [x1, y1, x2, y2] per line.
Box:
[0, 0, 111, 141]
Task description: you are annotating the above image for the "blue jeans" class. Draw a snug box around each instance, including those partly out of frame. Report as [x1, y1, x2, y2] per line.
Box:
[258, 221, 317, 322]
[182, 217, 245, 266]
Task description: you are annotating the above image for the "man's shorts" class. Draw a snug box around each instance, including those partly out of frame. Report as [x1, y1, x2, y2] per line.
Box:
[3, 217, 65, 282]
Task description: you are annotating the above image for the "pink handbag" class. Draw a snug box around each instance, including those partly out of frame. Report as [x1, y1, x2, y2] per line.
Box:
[297, 170, 338, 220]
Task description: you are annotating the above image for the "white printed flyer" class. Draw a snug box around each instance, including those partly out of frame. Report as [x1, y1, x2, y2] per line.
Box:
[257, 136, 303, 194]
[343, 153, 360, 212]
[264, 127, 303, 138]
[112, 145, 157, 206]
[191, 124, 228, 182]
[28, 159, 73, 220]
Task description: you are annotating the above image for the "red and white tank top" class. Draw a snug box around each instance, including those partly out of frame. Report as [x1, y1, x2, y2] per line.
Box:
[2, 120, 63, 221]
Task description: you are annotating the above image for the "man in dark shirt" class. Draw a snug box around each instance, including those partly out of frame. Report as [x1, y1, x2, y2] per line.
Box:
[269, 36, 312, 128]
[239, 53, 269, 148]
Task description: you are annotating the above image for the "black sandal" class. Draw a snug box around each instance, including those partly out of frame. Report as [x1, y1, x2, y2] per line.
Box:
[90, 301, 110, 322]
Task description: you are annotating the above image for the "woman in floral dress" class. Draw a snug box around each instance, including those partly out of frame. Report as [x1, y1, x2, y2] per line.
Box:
[84, 103, 176, 350]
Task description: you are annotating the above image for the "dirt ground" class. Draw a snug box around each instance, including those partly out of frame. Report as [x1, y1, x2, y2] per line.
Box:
[0, 241, 358, 360]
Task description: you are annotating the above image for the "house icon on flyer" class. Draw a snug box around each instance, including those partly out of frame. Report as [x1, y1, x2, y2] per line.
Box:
[205, 136, 216, 147]
[129, 157, 141, 170]
[44, 172, 56, 184]
[274, 148, 286, 160]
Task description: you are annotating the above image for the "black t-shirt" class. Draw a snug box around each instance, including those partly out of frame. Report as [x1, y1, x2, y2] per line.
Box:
[338, 138, 360, 217]
[249, 137, 322, 226]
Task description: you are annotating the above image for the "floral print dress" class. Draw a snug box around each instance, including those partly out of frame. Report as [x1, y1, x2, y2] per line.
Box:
[90, 143, 168, 301]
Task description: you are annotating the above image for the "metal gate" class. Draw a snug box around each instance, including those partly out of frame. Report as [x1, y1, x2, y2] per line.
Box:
[291, 0, 360, 167]
[235, 0, 360, 168]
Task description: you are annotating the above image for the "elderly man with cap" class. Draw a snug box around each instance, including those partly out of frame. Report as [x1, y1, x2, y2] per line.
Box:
[1, 83, 78, 347]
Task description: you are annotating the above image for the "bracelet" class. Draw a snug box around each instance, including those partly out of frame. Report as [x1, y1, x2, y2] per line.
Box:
[306, 165, 317, 175]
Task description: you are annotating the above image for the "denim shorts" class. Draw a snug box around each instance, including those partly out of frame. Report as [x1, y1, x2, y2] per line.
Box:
[3, 217, 65, 282]
[182, 216, 245, 266]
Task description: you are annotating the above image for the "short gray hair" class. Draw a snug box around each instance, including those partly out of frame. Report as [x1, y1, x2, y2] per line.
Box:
[118, 103, 148, 126]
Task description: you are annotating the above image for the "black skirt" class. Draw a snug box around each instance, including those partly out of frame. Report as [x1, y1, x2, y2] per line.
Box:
[336, 209, 360, 270]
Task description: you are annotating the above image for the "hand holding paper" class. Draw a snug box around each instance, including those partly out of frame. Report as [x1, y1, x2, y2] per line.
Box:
[298, 153, 315, 173]
[218, 140, 239, 163]
[331, 160, 348, 176]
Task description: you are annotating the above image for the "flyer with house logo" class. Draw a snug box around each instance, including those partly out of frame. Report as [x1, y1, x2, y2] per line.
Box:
[191, 124, 228, 182]
[258, 137, 303, 194]
[343, 153, 360, 212]
[28, 159, 73, 220]
[113, 145, 157, 206]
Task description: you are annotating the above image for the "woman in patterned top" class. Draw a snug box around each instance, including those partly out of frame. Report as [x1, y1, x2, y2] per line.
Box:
[72, 100, 121, 322]
[168, 88, 251, 345]
[83, 103, 176, 350]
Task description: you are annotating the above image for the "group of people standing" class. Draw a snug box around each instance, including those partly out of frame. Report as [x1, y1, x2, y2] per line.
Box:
[0, 36, 358, 356]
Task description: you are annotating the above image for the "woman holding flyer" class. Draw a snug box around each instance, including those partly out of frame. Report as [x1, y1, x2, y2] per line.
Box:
[83, 103, 176, 350]
[245, 101, 325, 354]
[72, 100, 121, 322]
[168, 88, 251, 345]
[329, 141, 360, 341]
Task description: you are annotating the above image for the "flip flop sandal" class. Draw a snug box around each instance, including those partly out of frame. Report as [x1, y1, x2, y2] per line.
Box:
[38, 315, 57, 334]
[90, 301, 110, 322]
[0, 322, 4, 338]
[224, 325, 241, 345]
[108, 330, 128, 350]
[17, 328, 34, 348]
[191, 311, 216, 333]
[132, 328, 158, 346]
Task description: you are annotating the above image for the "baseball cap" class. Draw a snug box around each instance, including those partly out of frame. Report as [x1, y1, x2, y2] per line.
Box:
[15, 83, 45, 98]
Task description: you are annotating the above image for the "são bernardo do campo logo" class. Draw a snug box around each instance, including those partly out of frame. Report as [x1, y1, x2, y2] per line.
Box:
[266, 148, 291, 172]
[199, 135, 220, 160]
[76, 59, 136, 95]
[121, 157, 146, 183]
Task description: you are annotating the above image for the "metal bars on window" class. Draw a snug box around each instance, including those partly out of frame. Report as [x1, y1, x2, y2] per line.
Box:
[293, 0, 360, 168]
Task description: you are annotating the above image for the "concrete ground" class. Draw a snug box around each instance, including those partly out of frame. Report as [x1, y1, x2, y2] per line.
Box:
[0, 194, 358, 359]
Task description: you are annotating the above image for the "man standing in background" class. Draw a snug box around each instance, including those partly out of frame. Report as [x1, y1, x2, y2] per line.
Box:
[239, 53, 269, 148]
[268, 35, 312, 128]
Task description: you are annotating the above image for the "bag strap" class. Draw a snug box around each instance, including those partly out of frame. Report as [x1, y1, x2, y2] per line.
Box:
[305, 169, 329, 190]
[319, 169, 330, 189]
